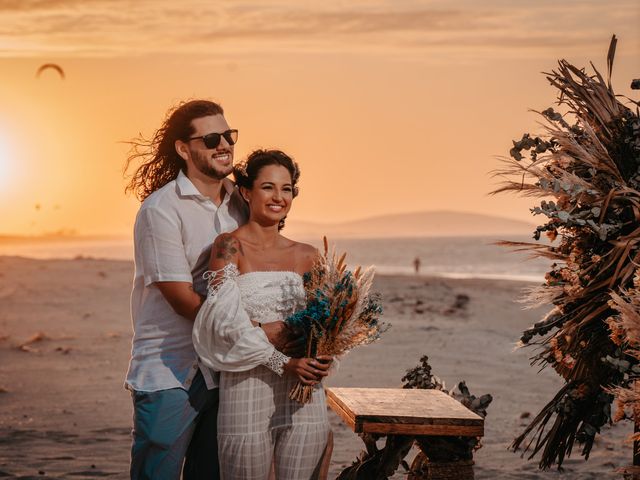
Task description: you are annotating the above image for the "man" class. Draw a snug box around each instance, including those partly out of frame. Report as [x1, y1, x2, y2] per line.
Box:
[124, 100, 289, 479]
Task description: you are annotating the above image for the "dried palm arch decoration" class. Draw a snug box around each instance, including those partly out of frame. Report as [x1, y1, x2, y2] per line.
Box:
[493, 35, 640, 470]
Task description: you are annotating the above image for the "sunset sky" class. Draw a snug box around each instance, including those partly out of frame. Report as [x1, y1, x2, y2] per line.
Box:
[0, 0, 638, 236]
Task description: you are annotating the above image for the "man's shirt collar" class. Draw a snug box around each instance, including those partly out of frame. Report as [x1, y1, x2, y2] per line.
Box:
[176, 170, 235, 201]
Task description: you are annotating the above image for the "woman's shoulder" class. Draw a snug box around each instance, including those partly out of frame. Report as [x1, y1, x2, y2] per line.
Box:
[213, 231, 243, 250]
[294, 241, 318, 256]
[211, 231, 245, 267]
[283, 240, 319, 271]
[279, 236, 317, 255]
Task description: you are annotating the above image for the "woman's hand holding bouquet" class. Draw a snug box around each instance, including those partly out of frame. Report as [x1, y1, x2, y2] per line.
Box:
[283, 355, 333, 386]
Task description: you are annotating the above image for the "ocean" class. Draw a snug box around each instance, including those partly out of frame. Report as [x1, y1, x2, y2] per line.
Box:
[0, 235, 550, 283]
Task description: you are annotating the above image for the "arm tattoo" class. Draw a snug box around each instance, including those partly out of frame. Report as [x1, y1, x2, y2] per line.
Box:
[215, 235, 243, 261]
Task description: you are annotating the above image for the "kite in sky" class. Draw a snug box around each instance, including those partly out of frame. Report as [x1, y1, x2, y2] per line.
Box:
[36, 63, 65, 79]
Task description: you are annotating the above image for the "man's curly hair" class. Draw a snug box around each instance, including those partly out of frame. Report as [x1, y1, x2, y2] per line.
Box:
[124, 100, 224, 201]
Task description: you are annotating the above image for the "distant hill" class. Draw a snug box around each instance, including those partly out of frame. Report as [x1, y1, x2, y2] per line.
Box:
[285, 211, 536, 239]
[0, 211, 536, 243]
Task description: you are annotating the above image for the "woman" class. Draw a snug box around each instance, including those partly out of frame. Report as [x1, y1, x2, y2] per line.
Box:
[192, 149, 332, 479]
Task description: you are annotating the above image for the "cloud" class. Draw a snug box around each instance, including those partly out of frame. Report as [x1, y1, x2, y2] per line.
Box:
[0, 0, 637, 59]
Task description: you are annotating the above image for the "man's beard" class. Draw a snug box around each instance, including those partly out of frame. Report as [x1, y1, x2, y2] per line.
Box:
[192, 150, 233, 180]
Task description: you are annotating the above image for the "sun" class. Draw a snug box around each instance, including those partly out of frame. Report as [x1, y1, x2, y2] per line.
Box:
[0, 132, 13, 191]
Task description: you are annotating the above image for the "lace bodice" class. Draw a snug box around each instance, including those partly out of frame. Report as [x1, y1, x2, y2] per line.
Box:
[236, 271, 306, 323]
[205, 264, 306, 323]
[195, 266, 306, 376]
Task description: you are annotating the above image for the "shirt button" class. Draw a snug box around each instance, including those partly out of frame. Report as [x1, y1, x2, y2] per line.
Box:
[193, 365, 198, 370]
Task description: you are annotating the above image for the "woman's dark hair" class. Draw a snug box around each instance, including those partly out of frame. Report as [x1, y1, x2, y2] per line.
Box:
[124, 100, 224, 201]
[233, 149, 300, 230]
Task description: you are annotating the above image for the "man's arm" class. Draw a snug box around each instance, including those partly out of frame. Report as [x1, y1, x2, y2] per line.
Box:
[155, 281, 294, 349]
[136, 206, 199, 320]
[156, 282, 203, 322]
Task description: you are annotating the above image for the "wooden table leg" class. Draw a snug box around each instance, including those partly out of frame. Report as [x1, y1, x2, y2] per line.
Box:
[336, 433, 413, 480]
[408, 436, 476, 480]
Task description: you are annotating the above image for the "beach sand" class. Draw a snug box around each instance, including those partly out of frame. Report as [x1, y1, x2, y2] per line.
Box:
[0, 256, 632, 479]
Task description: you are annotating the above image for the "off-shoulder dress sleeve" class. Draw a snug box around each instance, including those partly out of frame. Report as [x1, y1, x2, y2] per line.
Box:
[192, 264, 290, 375]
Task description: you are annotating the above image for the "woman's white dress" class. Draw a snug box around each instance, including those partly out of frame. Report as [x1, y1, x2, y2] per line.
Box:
[193, 265, 330, 480]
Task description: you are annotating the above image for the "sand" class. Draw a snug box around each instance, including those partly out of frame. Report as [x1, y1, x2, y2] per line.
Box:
[0, 256, 633, 479]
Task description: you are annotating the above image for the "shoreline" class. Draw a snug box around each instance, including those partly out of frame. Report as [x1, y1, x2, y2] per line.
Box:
[0, 254, 544, 285]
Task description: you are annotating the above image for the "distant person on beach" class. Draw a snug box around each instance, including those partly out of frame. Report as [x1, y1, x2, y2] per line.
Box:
[413, 256, 421, 274]
[123, 100, 294, 479]
[192, 149, 332, 479]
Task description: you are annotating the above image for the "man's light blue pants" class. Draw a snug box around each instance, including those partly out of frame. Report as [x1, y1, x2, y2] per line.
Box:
[130, 371, 219, 480]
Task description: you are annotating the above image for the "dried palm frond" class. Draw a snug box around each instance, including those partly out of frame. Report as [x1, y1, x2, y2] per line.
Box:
[494, 35, 640, 469]
[606, 272, 640, 435]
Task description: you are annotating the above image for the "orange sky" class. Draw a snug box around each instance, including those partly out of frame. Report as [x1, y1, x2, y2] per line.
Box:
[0, 0, 638, 236]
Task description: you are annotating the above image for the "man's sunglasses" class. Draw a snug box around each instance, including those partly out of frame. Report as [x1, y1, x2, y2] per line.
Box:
[188, 129, 238, 149]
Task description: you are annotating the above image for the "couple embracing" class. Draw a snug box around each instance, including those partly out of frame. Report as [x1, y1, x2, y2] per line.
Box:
[124, 100, 333, 479]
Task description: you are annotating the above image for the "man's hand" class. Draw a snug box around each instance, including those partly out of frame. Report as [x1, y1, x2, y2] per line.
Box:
[260, 321, 291, 351]
[282, 335, 306, 358]
[255, 321, 306, 356]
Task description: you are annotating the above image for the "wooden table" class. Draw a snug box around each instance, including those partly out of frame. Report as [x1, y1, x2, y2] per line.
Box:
[326, 387, 484, 479]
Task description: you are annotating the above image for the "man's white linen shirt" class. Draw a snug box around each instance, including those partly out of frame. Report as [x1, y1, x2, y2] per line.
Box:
[125, 170, 247, 392]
